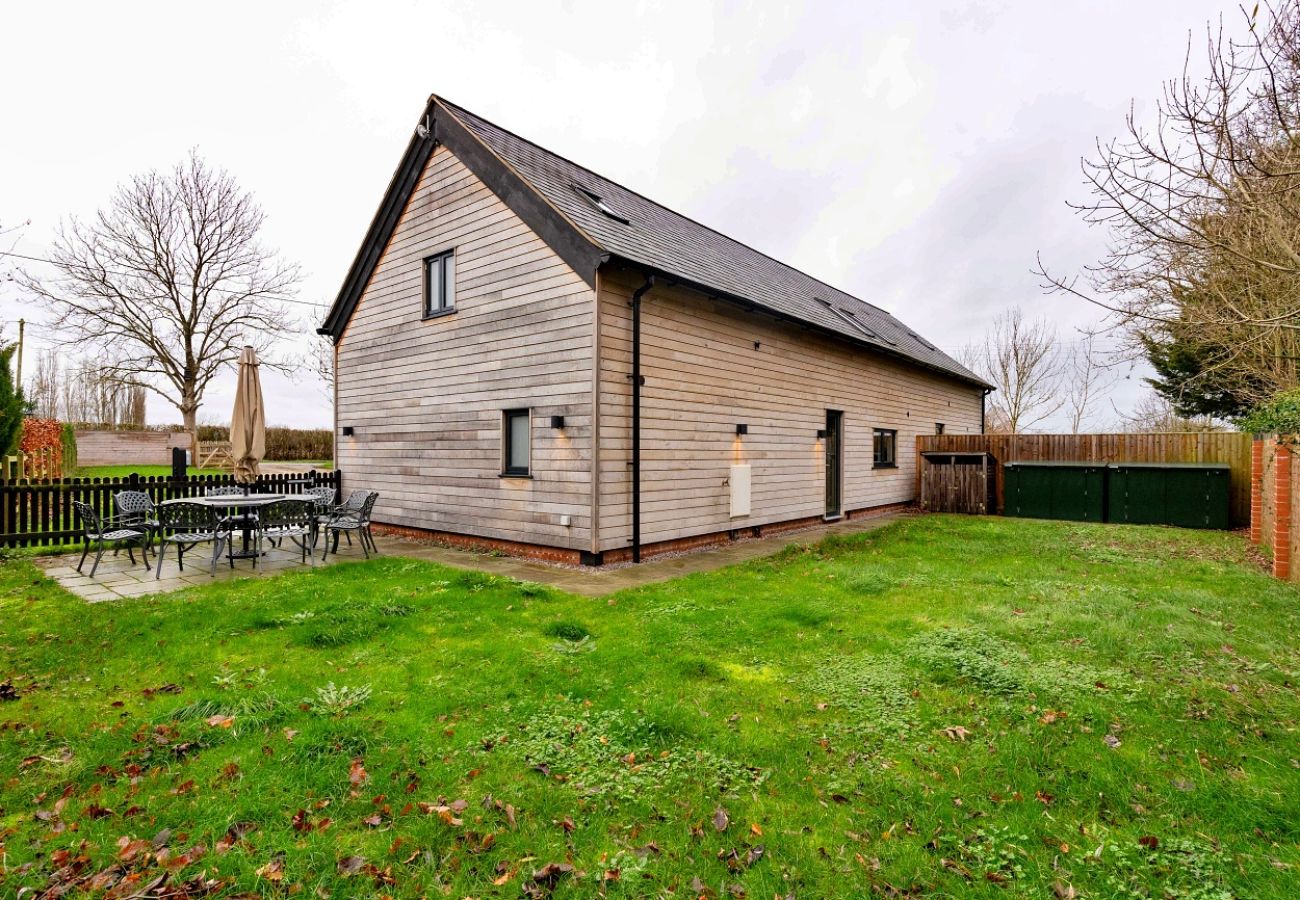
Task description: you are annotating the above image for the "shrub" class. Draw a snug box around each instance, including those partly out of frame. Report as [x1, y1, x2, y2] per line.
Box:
[18, 417, 63, 478]
[1237, 389, 1300, 435]
[195, 424, 332, 461]
[59, 423, 77, 475]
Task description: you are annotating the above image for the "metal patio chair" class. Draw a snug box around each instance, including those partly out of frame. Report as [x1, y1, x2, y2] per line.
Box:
[71, 500, 150, 578]
[205, 485, 259, 530]
[114, 490, 161, 550]
[256, 499, 317, 566]
[153, 501, 226, 579]
[322, 491, 380, 560]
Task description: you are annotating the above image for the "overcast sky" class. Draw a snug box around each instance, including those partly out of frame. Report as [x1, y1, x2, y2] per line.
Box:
[1, 0, 1232, 430]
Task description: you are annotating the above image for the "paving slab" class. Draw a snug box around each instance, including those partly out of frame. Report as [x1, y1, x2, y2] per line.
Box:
[34, 512, 904, 602]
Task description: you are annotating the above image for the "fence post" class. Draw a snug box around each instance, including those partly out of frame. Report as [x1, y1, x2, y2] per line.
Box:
[1249, 437, 1265, 546]
[1273, 441, 1291, 581]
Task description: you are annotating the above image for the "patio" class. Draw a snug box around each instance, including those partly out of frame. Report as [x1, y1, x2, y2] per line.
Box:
[35, 511, 904, 601]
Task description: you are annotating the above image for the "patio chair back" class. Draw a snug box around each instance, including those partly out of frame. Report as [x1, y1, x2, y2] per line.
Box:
[71, 500, 104, 537]
[303, 486, 337, 508]
[259, 498, 314, 532]
[156, 500, 218, 536]
[114, 490, 156, 522]
[358, 491, 380, 523]
[205, 485, 247, 498]
[339, 489, 370, 512]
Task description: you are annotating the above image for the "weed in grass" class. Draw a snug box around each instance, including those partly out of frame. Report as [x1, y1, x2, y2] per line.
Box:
[502, 704, 764, 803]
[551, 635, 597, 654]
[304, 682, 372, 716]
[797, 653, 916, 738]
[1099, 836, 1234, 900]
[907, 627, 1030, 696]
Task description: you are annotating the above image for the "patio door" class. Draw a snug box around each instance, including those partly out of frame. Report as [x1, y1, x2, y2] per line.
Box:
[824, 410, 843, 519]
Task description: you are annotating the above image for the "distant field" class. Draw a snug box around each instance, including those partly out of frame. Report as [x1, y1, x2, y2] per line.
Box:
[73, 462, 333, 479]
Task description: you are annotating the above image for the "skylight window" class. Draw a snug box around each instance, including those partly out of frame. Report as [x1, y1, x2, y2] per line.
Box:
[815, 297, 894, 345]
[573, 185, 630, 225]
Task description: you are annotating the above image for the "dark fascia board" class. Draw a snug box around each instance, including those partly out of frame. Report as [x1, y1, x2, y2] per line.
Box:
[319, 96, 604, 341]
[319, 98, 438, 339]
[602, 255, 994, 392]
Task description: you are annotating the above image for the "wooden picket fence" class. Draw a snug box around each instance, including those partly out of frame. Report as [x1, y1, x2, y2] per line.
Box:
[916, 432, 1254, 527]
[1, 448, 65, 483]
[0, 470, 341, 549]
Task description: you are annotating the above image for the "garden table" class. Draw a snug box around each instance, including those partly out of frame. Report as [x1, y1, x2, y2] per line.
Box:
[159, 493, 286, 561]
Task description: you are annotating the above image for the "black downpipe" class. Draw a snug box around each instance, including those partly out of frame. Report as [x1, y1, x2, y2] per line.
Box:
[981, 388, 992, 433]
[630, 274, 656, 563]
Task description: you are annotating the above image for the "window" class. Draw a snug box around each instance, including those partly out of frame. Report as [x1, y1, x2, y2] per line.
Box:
[572, 185, 631, 224]
[502, 409, 531, 476]
[935, 423, 945, 435]
[423, 250, 456, 318]
[873, 428, 897, 468]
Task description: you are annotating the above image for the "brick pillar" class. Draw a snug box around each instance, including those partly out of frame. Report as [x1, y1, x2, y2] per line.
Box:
[1249, 438, 1264, 546]
[1274, 443, 1291, 581]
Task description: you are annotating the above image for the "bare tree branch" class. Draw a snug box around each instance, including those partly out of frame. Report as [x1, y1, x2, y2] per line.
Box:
[17, 151, 300, 432]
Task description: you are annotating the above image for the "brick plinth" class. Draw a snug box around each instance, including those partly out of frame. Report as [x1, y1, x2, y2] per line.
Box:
[1249, 438, 1264, 546]
[372, 501, 912, 567]
[1274, 443, 1291, 580]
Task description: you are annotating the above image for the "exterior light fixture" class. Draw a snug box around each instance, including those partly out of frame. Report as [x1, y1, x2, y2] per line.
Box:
[341, 426, 355, 436]
[816, 428, 827, 439]
[550, 415, 566, 429]
[735, 423, 748, 436]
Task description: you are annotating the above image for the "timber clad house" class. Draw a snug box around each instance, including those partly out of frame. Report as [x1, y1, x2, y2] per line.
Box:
[319, 95, 991, 565]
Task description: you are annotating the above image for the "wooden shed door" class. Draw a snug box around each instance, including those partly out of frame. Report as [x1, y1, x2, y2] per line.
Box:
[825, 410, 843, 518]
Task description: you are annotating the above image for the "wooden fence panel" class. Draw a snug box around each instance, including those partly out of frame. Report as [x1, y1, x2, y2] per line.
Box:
[0, 470, 341, 548]
[916, 432, 1254, 526]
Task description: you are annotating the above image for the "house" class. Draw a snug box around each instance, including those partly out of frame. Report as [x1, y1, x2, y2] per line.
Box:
[319, 95, 991, 565]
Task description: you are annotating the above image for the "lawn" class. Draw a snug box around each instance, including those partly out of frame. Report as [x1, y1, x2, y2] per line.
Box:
[74, 462, 333, 479]
[0, 516, 1296, 898]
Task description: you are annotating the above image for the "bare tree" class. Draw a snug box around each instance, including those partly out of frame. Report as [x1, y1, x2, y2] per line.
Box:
[306, 330, 335, 405]
[1064, 331, 1120, 432]
[1116, 391, 1224, 433]
[963, 308, 1065, 433]
[27, 351, 61, 419]
[1038, 3, 1300, 409]
[20, 152, 300, 432]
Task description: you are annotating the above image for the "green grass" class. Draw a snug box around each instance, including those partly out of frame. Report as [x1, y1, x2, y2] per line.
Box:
[73, 461, 333, 479]
[0, 516, 1296, 898]
[74, 465, 230, 479]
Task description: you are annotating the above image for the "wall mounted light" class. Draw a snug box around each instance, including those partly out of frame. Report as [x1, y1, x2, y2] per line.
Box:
[341, 426, 355, 436]
[550, 415, 566, 429]
[735, 423, 748, 436]
[816, 428, 827, 439]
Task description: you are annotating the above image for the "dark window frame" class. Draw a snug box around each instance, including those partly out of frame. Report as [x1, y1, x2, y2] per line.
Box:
[502, 408, 531, 477]
[422, 249, 457, 319]
[873, 427, 898, 469]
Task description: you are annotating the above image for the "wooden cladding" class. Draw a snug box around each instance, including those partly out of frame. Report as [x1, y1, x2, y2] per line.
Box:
[916, 432, 1254, 527]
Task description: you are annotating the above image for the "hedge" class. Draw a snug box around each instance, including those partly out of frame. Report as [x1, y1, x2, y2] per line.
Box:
[194, 425, 332, 461]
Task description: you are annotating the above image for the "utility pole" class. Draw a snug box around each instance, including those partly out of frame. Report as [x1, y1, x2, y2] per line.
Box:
[15, 318, 23, 386]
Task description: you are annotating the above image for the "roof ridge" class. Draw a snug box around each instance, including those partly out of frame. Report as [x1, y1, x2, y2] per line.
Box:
[435, 95, 896, 319]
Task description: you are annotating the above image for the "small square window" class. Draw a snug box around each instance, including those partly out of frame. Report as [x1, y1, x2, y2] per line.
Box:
[503, 409, 531, 476]
[423, 250, 456, 317]
[873, 428, 897, 468]
[935, 423, 945, 435]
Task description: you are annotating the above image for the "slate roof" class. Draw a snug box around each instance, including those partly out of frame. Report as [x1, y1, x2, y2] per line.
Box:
[323, 95, 986, 389]
[438, 99, 985, 388]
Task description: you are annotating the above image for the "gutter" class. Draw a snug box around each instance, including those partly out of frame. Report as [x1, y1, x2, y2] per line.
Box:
[629, 274, 656, 563]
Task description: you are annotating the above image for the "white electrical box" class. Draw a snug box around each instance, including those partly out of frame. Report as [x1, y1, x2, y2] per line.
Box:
[729, 464, 751, 518]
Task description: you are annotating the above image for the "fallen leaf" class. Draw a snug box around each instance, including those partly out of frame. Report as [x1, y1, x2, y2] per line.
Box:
[337, 855, 366, 876]
[712, 806, 730, 832]
[205, 715, 234, 729]
[1138, 835, 1160, 849]
[255, 853, 285, 882]
[942, 725, 972, 741]
[1103, 734, 1121, 749]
